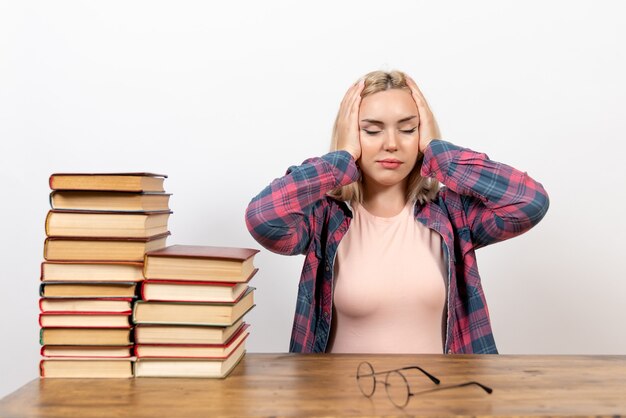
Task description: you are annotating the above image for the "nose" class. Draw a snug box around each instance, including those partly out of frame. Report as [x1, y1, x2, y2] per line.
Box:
[384, 130, 398, 152]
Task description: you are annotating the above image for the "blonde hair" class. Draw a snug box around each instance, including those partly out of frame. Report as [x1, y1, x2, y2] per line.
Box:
[327, 70, 440, 206]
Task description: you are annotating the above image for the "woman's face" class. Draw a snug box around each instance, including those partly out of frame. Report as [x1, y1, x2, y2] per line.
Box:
[358, 88, 420, 190]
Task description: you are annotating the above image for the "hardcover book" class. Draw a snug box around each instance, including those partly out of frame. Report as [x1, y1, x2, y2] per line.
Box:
[39, 313, 132, 328]
[45, 210, 171, 238]
[134, 342, 245, 378]
[134, 319, 246, 345]
[134, 325, 249, 358]
[40, 328, 132, 346]
[40, 282, 137, 298]
[133, 288, 255, 326]
[40, 358, 133, 378]
[44, 232, 170, 262]
[41, 261, 145, 282]
[49, 172, 167, 192]
[140, 276, 254, 303]
[50, 191, 171, 211]
[144, 245, 259, 282]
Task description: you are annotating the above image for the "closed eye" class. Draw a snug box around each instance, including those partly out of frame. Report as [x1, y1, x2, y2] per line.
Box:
[362, 128, 417, 135]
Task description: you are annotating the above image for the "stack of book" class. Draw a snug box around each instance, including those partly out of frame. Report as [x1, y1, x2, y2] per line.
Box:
[39, 173, 171, 378]
[133, 245, 259, 378]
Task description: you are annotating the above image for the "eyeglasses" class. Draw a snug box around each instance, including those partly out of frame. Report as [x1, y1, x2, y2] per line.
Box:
[356, 361, 493, 408]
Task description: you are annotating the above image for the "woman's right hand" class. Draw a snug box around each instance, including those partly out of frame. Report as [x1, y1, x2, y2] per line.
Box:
[336, 78, 365, 161]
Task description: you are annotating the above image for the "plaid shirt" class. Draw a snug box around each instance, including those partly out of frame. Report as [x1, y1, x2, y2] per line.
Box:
[245, 139, 549, 354]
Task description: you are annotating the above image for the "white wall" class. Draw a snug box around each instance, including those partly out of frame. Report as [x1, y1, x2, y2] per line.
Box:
[1, 0, 625, 398]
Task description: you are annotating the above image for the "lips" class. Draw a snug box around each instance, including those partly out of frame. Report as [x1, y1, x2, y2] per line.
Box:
[377, 159, 403, 169]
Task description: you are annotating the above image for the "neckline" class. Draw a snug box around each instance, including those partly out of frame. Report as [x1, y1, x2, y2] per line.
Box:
[358, 201, 413, 223]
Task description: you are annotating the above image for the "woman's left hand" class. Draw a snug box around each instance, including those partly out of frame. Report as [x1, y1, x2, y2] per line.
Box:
[406, 75, 442, 154]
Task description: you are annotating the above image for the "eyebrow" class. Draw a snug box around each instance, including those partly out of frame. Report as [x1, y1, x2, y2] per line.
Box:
[360, 115, 417, 125]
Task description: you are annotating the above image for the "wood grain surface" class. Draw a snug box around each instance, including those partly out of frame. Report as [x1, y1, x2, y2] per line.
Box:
[1, 353, 626, 417]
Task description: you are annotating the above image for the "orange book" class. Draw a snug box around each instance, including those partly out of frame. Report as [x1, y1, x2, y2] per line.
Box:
[144, 245, 259, 282]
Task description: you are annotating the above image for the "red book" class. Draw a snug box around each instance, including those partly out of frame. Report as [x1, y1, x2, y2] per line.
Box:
[140, 272, 256, 303]
[134, 324, 250, 358]
[39, 298, 134, 313]
[39, 312, 132, 328]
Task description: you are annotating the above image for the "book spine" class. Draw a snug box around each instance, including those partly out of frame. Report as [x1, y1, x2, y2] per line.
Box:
[140, 281, 147, 300]
[44, 211, 52, 236]
[39, 359, 46, 378]
[39, 283, 45, 297]
[43, 238, 49, 260]
[39, 328, 44, 345]
[49, 191, 55, 209]
[40, 262, 46, 281]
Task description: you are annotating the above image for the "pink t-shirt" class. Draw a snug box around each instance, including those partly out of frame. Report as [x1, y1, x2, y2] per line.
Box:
[326, 201, 448, 353]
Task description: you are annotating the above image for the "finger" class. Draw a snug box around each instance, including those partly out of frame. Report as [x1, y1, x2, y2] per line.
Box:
[339, 81, 361, 114]
[347, 80, 364, 122]
[406, 76, 429, 107]
[341, 80, 363, 120]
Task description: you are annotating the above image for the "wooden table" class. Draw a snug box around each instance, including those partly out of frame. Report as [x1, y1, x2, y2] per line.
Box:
[1, 353, 626, 417]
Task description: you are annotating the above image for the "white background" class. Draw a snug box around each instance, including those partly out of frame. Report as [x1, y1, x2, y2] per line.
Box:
[1, 0, 625, 399]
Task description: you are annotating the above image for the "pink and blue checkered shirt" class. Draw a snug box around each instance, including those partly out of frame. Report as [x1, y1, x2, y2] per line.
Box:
[245, 139, 549, 354]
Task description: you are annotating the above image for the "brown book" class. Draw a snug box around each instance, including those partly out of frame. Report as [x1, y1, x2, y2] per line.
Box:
[140, 276, 255, 303]
[40, 358, 133, 378]
[39, 313, 132, 328]
[45, 210, 171, 238]
[41, 261, 144, 282]
[134, 319, 246, 345]
[144, 245, 260, 283]
[49, 172, 166, 192]
[134, 325, 250, 358]
[50, 191, 171, 211]
[44, 232, 170, 262]
[39, 298, 133, 313]
[134, 342, 246, 378]
[40, 282, 137, 298]
[133, 288, 255, 326]
[41, 345, 132, 358]
[40, 328, 132, 345]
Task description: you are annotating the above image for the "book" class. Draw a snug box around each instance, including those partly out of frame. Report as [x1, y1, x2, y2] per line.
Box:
[140, 277, 254, 303]
[40, 358, 133, 378]
[134, 325, 249, 358]
[133, 288, 255, 326]
[49, 172, 166, 192]
[39, 313, 132, 328]
[40, 328, 132, 345]
[41, 345, 132, 358]
[44, 232, 170, 262]
[39, 298, 133, 313]
[40, 282, 137, 298]
[134, 341, 246, 378]
[41, 261, 145, 282]
[50, 191, 171, 212]
[134, 319, 246, 345]
[144, 245, 260, 283]
[45, 210, 171, 238]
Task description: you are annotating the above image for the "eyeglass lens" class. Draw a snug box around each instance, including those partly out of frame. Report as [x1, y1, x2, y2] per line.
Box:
[356, 361, 376, 397]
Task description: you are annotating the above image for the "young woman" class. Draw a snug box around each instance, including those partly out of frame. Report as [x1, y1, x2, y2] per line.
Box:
[245, 70, 549, 354]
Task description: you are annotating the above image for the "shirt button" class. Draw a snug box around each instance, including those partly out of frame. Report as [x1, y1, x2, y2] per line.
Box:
[448, 349, 453, 354]
[325, 265, 330, 271]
